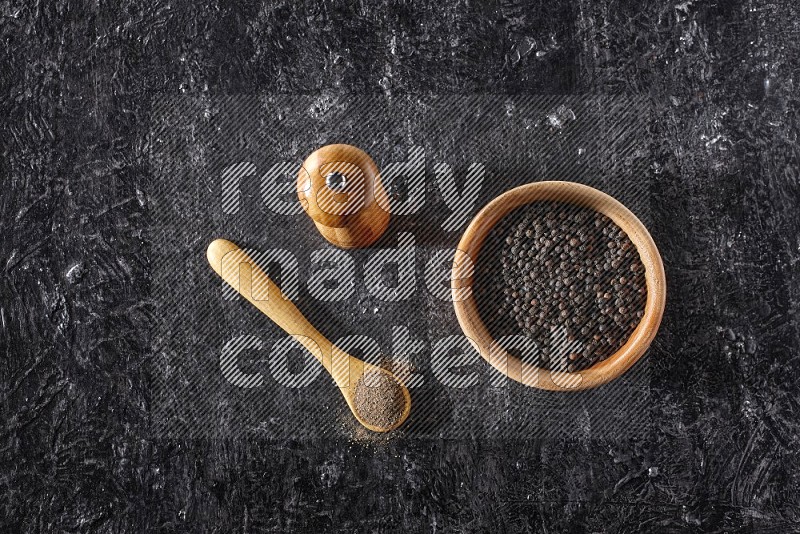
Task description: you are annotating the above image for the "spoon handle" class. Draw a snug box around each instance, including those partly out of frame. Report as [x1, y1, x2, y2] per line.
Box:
[206, 238, 342, 383]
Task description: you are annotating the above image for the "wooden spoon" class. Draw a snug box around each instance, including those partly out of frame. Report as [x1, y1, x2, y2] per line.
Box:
[206, 238, 411, 432]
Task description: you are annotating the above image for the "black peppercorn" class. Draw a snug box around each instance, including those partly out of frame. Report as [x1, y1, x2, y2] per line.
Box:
[475, 201, 647, 373]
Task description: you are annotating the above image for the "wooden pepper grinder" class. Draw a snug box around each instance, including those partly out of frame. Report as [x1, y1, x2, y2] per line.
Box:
[297, 144, 390, 249]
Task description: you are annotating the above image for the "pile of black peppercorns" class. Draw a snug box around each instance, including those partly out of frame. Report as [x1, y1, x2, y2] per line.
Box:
[473, 201, 647, 372]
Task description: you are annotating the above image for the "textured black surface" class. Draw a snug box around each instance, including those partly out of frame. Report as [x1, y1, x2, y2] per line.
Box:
[2, 1, 799, 532]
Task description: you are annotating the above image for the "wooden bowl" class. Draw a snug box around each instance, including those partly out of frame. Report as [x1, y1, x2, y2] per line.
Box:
[451, 181, 666, 391]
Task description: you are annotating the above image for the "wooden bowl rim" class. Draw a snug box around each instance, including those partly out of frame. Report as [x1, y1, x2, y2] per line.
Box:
[451, 181, 666, 391]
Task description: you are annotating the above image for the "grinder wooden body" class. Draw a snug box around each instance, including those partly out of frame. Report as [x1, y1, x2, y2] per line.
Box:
[297, 144, 390, 249]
